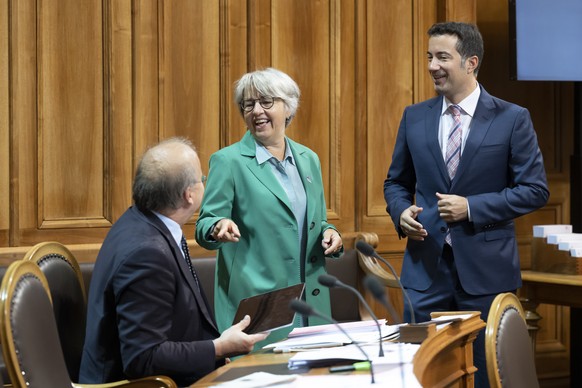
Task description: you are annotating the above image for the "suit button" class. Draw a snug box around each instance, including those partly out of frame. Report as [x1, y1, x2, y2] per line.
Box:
[309, 256, 317, 263]
[440, 227, 447, 233]
[312, 288, 320, 296]
[310, 222, 315, 230]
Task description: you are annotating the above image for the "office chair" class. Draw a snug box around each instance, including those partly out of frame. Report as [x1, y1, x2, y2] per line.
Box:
[23, 241, 87, 382]
[0, 260, 177, 388]
[486, 292, 539, 388]
[355, 232, 400, 288]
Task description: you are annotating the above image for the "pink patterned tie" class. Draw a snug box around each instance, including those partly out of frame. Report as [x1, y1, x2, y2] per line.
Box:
[445, 105, 462, 246]
[446, 105, 462, 179]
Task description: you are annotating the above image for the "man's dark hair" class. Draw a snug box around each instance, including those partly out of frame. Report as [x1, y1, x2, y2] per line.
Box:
[428, 22, 484, 75]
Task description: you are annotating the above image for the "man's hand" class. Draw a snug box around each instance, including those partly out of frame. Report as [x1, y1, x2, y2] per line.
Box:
[212, 219, 241, 242]
[322, 229, 343, 255]
[399, 205, 427, 241]
[436, 192, 468, 223]
[213, 315, 269, 359]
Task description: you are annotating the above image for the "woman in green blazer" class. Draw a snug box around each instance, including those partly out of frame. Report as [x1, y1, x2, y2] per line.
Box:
[195, 68, 343, 346]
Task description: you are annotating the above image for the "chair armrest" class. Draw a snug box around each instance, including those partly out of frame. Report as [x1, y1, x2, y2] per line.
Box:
[355, 232, 400, 288]
[73, 375, 177, 388]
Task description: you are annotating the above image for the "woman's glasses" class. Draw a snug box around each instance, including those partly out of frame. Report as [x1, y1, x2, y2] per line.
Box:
[240, 96, 280, 112]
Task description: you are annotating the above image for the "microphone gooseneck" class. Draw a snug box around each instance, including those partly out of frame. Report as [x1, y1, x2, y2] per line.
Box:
[317, 274, 384, 357]
[317, 274, 338, 288]
[355, 240, 416, 324]
[363, 274, 402, 324]
[288, 299, 376, 384]
[363, 275, 408, 387]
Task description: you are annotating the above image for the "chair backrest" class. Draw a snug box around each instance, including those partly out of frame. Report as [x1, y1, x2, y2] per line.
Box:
[355, 233, 399, 288]
[0, 260, 178, 388]
[0, 260, 74, 387]
[191, 257, 217, 314]
[486, 292, 540, 388]
[23, 241, 87, 383]
[326, 249, 362, 322]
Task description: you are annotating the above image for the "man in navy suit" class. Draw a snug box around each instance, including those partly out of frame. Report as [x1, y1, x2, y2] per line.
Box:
[384, 22, 549, 387]
[80, 138, 267, 386]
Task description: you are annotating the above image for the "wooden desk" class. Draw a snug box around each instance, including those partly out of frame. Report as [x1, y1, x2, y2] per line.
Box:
[520, 270, 582, 388]
[190, 312, 485, 388]
[190, 351, 371, 387]
[519, 236, 582, 388]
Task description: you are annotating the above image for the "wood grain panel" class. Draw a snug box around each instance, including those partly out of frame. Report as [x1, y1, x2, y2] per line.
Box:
[271, 0, 334, 212]
[364, 0, 414, 224]
[335, 0, 356, 232]
[38, 0, 106, 226]
[438, 0, 476, 23]
[13, 0, 38, 243]
[221, 0, 247, 148]
[414, 0, 438, 104]
[107, 0, 133, 222]
[0, 0, 8, 245]
[133, 1, 160, 176]
[247, 0, 272, 72]
[159, 0, 220, 176]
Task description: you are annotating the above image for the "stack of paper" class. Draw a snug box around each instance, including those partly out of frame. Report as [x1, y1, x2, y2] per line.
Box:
[558, 241, 582, 251]
[546, 233, 582, 245]
[287, 320, 388, 337]
[533, 224, 572, 238]
[263, 320, 399, 353]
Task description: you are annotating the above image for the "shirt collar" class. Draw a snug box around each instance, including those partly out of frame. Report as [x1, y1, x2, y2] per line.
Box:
[153, 211, 183, 247]
[255, 138, 294, 165]
[441, 82, 481, 117]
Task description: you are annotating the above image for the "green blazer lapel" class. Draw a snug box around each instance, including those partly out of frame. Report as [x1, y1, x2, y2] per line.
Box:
[240, 131, 293, 212]
[288, 139, 318, 227]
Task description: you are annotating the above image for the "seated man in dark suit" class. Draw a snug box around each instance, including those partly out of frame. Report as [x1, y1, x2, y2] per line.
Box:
[80, 138, 268, 386]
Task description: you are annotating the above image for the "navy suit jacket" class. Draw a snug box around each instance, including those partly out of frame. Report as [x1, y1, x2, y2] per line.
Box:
[384, 86, 549, 295]
[79, 206, 221, 386]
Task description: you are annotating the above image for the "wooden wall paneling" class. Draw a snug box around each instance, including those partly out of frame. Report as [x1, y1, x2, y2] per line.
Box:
[38, 0, 108, 229]
[360, 0, 414, 252]
[247, 0, 271, 72]
[13, 0, 38, 245]
[221, 0, 247, 149]
[159, 0, 220, 237]
[133, 1, 160, 176]
[271, 0, 334, 220]
[107, 0, 133, 223]
[437, 0, 476, 23]
[413, 0, 438, 104]
[535, 304, 570, 380]
[354, 0, 366, 235]
[159, 0, 220, 174]
[226, 0, 270, 146]
[336, 0, 356, 233]
[0, 0, 8, 245]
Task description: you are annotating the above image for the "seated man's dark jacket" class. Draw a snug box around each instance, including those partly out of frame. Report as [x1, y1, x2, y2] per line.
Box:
[79, 206, 222, 386]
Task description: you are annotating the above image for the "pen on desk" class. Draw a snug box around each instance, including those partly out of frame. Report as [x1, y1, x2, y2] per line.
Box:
[329, 361, 371, 373]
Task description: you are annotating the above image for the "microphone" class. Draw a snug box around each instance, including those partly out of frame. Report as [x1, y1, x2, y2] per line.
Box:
[356, 240, 416, 324]
[289, 299, 375, 384]
[363, 274, 407, 386]
[318, 274, 384, 357]
[363, 274, 402, 324]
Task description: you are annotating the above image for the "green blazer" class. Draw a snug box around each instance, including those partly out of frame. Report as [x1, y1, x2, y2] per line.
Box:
[195, 131, 340, 344]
